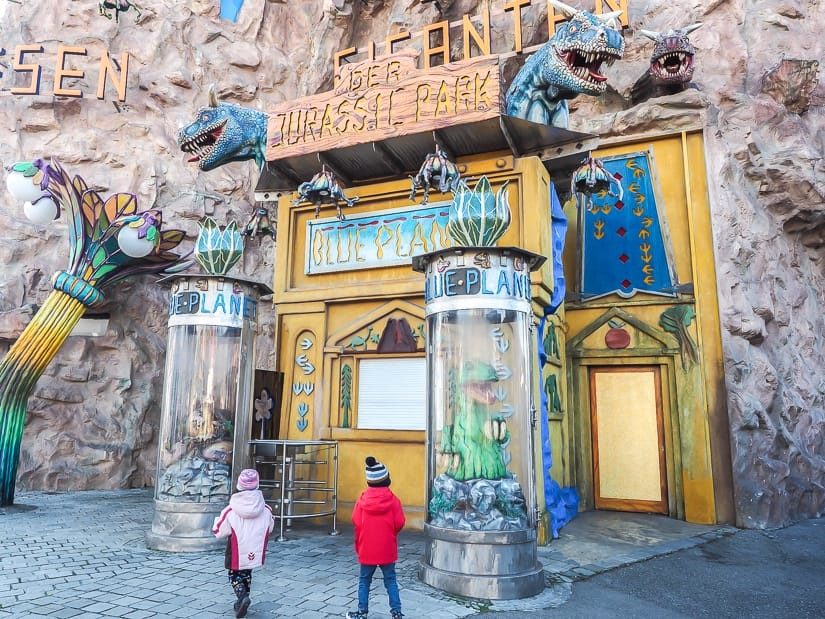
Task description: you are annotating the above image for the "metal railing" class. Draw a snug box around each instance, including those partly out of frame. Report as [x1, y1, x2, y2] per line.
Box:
[249, 439, 339, 542]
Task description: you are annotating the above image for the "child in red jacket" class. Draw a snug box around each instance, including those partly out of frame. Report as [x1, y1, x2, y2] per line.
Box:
[346, 456, 406, 619]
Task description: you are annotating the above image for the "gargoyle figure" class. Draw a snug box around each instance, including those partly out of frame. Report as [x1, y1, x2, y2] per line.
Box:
[409, 145, 461, 205]
[505, 0, 624, 128]
[293, 166, 359, 221]
[177, 86, 268, 172]
[242, 207, 276, 242]
[570, 155, 623, 211]
[99, 0, 141, 22]
[630, 23, 702, 105]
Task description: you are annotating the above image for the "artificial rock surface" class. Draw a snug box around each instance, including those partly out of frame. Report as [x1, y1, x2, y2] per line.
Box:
[0, 0, 823, 527]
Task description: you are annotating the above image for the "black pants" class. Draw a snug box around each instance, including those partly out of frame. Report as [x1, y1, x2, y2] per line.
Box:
[229, 569, 252, 598]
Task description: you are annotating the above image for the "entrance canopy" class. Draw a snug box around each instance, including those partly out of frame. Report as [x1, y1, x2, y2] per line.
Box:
[254, 114, 598, 197]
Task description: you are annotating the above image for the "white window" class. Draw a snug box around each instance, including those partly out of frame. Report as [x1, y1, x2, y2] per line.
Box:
[357, 357, 426, 430]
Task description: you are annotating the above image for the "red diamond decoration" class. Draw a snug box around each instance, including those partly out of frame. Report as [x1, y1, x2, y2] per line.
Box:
[622, 279, 631, 288]
[619, 254, 629, 263]
[615, 200, 624, 210]
[614, 172, 623, 180]
[617, 227, 626, 236]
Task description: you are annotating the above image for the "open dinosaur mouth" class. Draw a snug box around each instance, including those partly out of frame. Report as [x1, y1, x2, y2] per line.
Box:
[652, 52, 694, 81]
[179, 122, 226, 166]
[464, 381, 498, 405]
[562, 49, 618, 84]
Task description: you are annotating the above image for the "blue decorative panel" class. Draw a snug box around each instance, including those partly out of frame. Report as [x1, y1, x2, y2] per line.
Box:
[580, 151, 676, 300]
[220, 0, 244, 22]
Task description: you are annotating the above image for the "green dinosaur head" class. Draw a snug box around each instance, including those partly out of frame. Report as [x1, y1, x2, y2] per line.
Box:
[457, 360, 499, 405]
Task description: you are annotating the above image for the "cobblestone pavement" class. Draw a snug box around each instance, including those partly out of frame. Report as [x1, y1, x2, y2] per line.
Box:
[0, 489, 735, 618]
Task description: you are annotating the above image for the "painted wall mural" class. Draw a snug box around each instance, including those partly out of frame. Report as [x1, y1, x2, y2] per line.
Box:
[579, 151, 677, 300]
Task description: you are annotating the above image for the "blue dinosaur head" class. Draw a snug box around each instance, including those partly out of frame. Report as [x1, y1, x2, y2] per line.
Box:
[177, 88, 268, 172]
[641, 23, 702, 86]
[547, 2, 625, 97]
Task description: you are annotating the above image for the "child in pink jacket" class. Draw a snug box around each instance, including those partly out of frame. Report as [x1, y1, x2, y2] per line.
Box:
[346, 456, 406, 619]
[213, 469, 275, 618]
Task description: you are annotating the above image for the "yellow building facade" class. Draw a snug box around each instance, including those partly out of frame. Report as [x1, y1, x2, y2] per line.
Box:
[266, 128, 735, 538]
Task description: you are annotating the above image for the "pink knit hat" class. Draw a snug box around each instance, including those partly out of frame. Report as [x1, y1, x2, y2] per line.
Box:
[237, 469, 260, 491]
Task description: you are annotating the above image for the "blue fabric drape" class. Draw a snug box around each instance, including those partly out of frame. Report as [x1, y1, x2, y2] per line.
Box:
[538, 183, 579, 539]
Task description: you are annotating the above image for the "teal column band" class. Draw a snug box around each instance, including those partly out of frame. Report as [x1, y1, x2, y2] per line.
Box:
[51, 272, 105, 307]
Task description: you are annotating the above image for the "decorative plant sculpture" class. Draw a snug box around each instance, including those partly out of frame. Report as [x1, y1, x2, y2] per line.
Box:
[409, 145, 461, 205]
[570, 155, 623, 211]
[0, 159, 191, 506]
[194, 217, 244, 276]
[448, 176, 511, 247]
[293, 166, 359, 221]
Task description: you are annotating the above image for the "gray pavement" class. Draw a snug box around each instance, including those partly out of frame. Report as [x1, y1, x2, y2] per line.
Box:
[0, 489, 738, 618]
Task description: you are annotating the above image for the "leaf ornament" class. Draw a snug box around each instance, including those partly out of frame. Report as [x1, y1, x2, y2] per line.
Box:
[194, 217, 244, 276]
[448, 176, 512, 247]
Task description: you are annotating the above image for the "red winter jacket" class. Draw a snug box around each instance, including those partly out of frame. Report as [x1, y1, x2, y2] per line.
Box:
[352, 486, 406, 565]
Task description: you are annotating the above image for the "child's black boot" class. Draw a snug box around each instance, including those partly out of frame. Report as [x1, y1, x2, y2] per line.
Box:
[233, 583, 251, 618]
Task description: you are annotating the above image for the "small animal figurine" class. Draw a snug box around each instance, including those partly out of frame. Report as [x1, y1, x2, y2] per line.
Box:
[570, 156, 623, 211]
[242, 207, 276, 242]
[99, 0, 141, 22]
[293, 166, 359, 221]
[409, 145, 461, 205]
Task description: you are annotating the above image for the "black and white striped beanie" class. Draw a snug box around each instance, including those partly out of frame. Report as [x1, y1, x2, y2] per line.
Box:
[365, 456, 390, 487]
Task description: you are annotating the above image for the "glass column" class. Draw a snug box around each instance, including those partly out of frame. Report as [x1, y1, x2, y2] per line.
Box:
[414, 246, 546, 599]
[146, 275, 264, 551]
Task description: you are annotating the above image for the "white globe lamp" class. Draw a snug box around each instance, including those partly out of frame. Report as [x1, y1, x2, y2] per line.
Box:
[5, 169, 46, 203]
[117, 225, 156, 258]
[23, 197, 58, 225]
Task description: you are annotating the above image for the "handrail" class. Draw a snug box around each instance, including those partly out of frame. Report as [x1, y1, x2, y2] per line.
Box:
[249, 439, 339, 542]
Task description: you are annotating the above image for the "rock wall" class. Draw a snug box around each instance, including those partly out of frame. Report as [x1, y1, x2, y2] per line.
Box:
[1, 0, 823, 527]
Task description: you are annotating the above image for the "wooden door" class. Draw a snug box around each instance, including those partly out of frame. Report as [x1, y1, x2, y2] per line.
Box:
[589, 366, 668, 514]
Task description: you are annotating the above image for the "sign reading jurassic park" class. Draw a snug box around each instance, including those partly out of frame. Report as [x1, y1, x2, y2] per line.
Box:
[266, 54, 500, 161]
[266, 0, 629, 161]
[3, 45, 130, 101]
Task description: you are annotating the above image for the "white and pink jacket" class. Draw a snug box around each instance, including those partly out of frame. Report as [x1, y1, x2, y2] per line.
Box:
[213, 489, 275, 570]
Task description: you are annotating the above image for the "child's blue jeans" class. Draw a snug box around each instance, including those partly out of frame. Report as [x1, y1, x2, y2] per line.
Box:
[358, 562, 401, 613]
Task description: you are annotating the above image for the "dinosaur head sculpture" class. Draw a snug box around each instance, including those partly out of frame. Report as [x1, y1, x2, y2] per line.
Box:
[546, 0, 625, 97]
[177, 86, 269, 172]
[505, 0, 625, 126]
[640, 23, 702, 86]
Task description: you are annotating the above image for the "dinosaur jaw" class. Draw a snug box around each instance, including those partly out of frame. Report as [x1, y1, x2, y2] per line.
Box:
[179, 121, 227, 170]
[650, 51, 696, 84]
[556, 45, 621, 95]
[463, 381, 498, 405]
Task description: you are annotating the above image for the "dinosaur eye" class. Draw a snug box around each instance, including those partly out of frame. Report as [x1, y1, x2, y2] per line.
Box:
[568, 24, 578, 34]
[201, 113, 210, 122]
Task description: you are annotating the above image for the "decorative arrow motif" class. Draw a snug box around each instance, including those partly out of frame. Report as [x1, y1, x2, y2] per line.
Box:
[494, 386, 508, 402]
[493, 360, 512, 381]
[295, 354, 315, 375]
[300, 337, 313, 350]
[292, 382, 314, 395]
[296, 402, 310, 432]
